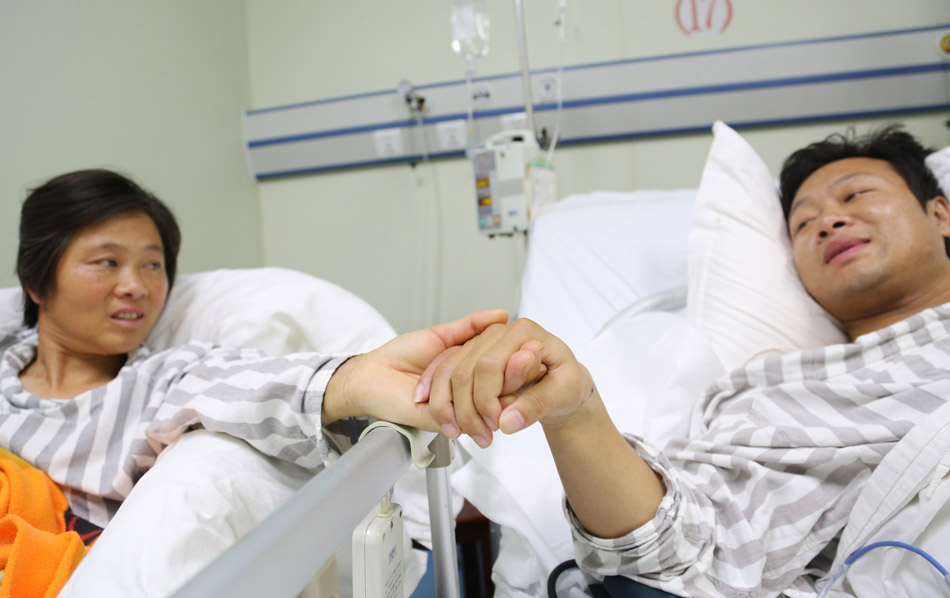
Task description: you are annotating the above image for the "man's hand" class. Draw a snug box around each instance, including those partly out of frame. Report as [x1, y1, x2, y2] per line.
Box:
[416, 318, 594, 447]
[322, 309, 509, 431]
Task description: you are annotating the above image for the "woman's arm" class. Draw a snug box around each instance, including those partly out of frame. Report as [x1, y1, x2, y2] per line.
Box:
[321, 308, 509, 430]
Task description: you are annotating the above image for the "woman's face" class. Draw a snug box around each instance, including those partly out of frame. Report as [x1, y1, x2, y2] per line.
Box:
[34, 212, 169, 357]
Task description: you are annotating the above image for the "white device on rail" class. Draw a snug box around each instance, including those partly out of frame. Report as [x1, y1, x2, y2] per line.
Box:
[352, 493, 405, 598]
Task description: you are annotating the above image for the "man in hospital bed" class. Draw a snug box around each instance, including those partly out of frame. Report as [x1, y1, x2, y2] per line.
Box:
[419, 126, 950, 597]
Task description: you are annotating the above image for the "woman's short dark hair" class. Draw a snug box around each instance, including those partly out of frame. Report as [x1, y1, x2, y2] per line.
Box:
[17, 169, 182, 327]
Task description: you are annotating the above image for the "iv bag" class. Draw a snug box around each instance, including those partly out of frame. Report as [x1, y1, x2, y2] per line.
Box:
[451, 0, 490, 74]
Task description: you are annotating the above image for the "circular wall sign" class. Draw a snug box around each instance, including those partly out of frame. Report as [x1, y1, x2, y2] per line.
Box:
[676, 0, 732, 36]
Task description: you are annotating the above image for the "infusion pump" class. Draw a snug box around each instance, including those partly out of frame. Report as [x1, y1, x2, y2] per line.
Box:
[471, 129, 555, 236]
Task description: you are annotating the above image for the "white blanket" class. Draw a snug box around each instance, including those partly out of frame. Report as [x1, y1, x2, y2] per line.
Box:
[48, 268, 435, 597]
[828, 401, 950, 597]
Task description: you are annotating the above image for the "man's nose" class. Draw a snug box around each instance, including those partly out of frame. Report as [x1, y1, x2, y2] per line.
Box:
[817, 213, 850, 238]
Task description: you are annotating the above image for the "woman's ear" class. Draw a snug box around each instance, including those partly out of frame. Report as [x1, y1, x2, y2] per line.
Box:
[26, 288, 45, 307]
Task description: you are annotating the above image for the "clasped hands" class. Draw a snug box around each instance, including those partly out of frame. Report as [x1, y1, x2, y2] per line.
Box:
[324, 308, 597, 449]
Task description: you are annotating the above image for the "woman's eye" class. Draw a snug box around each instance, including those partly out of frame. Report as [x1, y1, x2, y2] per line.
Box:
[146, 262, 164, 271]
[97, 259, 117, 267]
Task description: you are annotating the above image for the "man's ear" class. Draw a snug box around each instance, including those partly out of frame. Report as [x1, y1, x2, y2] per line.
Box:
[929, 196, 950, 238]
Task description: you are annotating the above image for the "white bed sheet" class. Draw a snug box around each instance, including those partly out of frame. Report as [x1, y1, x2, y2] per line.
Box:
[460, 134, 950, 597]
[454, 189, 724, 597]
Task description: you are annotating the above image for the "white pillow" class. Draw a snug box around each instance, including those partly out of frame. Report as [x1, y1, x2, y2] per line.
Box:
[0, 267, 397, 355]
[687, 121, 849, 372]
[146, 267, 396, 355]
[925, 143, 950, 196]
[518, 190, 696, 351]
[0, 289, 21, 338]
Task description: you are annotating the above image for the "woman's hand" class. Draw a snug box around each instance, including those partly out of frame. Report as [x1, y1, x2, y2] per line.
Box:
[322, 309, 509, 431]
[417, 318, 595, 448]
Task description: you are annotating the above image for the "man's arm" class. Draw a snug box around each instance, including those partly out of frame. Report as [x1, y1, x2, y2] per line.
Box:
[420, 318, 665, 538]
[541, 386, 666, 538]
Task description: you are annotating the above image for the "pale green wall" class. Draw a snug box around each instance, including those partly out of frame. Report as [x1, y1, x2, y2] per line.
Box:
[247, 0, 950, 334]
[0, 0, 263, 291]
[5, 2, 943, 336]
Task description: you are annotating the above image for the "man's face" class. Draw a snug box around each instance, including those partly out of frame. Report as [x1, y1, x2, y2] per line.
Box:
[788, 157, 950, 324]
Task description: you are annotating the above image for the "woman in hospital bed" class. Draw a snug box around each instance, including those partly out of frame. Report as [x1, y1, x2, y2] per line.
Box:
[0, 168, 507, 596]
[420, 125, 950, 598]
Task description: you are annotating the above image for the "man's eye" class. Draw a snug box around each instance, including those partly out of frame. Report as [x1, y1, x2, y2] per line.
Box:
[845, 190, 867, 202]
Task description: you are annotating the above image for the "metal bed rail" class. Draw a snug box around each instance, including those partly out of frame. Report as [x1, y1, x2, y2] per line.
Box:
[172, 426, 460, 598]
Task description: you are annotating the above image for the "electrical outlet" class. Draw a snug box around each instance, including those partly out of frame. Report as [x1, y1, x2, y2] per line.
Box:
[436, 120, 467, 150]
[373, 129, 404, 157]
[501, 112, 527, 132]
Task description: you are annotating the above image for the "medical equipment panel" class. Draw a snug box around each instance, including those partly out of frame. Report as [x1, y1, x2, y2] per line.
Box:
[243, 25, 950, 180]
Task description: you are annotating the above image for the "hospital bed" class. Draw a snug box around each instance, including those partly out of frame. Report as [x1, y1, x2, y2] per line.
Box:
[449, 122, 950, 597]
[0, 267, 452, 597]
[9, 121, 950, 597]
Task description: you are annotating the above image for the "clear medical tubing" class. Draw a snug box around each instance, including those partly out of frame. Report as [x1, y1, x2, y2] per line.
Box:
[816, 540, 950, 597]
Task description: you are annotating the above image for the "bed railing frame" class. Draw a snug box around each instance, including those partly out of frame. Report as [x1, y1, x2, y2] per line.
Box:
[171, 426, 461, 598]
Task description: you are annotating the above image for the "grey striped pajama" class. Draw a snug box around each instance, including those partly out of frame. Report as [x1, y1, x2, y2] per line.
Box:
[0, 331, 348, 527]
[569, 304, 950, 598]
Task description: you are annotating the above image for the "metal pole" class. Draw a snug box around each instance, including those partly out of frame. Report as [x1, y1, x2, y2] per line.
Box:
[513, 0, 537, 140]
[426, 435, 461, 598]
[172, 427, 412, 598]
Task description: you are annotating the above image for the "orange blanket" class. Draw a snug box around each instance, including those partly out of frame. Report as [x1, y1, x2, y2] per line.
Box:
[0, 448, 86, 598]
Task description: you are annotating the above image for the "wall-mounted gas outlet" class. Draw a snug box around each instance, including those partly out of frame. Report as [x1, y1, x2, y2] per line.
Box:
[536, 75, 560, 101]
[939, 32, 950, 56]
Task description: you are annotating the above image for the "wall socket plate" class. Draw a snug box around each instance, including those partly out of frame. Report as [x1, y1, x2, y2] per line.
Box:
[373, 128, 404, 157]
[436, 120, 467, 150]
[500, 112, 527, 131]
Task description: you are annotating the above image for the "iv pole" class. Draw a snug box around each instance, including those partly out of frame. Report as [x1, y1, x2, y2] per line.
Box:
[513, 0, 538, 142]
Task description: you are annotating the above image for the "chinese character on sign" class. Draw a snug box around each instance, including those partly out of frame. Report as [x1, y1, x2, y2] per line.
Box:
[676, 0, 732, 36]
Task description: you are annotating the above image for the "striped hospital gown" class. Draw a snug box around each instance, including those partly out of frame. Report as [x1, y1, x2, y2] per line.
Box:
[0, 330, 348, 527]
[568, 304, 950, 598]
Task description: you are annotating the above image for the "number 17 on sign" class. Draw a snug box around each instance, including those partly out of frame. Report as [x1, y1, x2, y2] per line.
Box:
[676, 0, 732, 36]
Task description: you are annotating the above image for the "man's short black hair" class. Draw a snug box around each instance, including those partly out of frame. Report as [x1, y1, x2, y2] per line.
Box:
[778, 125, 948, 255]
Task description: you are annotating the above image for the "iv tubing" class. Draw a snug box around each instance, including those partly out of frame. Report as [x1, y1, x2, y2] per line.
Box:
[816, 541, 950, 597]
